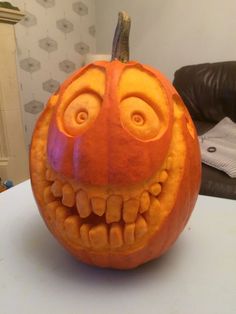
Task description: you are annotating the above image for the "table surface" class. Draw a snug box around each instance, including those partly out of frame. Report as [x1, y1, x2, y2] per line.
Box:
[0, 180, 236, 314]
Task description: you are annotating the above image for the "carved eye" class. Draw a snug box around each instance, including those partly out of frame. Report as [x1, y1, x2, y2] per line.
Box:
[76, 111, 88, 124]
[62, 92, 101, 136]
[131, 112, 145, 126]
[119, 97, 160, 141]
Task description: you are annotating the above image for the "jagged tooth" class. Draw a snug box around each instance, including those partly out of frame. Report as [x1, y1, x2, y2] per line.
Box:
[149, 183, 162, 196]
[158, 170, 168, 183]
[106, 195, 122, 224]
[55, 206, 71, 231]
[64, 215, 81, 244]
[51, 180, 63, 197]
[43, 185, 56, 203]
[140, 191, 150, 213]
[110, 223, 123, 248]
[123, 199, 139, 223]
[45, 200, 61, 222]
[62, 184, 75, 207]
[80, 224, 91, 247]
[124, 223, 135, 245]
[91, 197, 106, 216]
[135, 215, 148, 240]
[76, 190, 92, 218]
[89, 224, 108, 248]
[144, 197, 161, 225]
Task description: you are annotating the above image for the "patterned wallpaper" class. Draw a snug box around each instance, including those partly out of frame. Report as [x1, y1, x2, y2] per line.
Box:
[10, 0, 96, 145]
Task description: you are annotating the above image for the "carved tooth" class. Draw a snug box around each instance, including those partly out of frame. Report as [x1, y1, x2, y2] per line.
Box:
[166, 156, 172, 170]
[149, 183, 162, 196]
[140, 191, 150, 213]
[110, 223, 123, 248]
[64, 215, 81, 244]
[89, 224, 108, 248]
[124, 223, 135, 245]
[55, 206, 71, 231]
[158, 170, 168, 183]
[62, 184, 75, 207]
[76, 190, 92, 218]
[51, 180, 63, 197]
[91, 197, 106, 216]
[80, 224, 91, 247]
[45, 200, 61, 222]
[123, 199, 139, 223]
[144, 197, 161, 225]
[45, 168, 55, 181]
[43, 186, 56, 203]
[106, 195, 122, 224]
[135, 215, 148, 239]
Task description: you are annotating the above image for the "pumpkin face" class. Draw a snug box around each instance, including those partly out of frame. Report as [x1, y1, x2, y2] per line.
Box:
[30, 60, 201, 269]
[30, 12, 201, 269]
[47, 63, 172, 186]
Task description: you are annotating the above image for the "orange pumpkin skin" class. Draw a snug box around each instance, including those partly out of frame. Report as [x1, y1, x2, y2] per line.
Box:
[30, 60, 201, 269]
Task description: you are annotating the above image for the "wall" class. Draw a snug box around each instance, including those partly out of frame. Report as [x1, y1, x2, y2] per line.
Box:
[95, 0, 236, 80]
[11, 0, 96, 145]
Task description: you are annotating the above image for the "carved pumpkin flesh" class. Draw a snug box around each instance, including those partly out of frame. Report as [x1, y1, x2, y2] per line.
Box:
[30, 13, 201, 269]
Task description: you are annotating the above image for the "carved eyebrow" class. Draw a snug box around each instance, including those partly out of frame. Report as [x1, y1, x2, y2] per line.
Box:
[62, 66, 106, 102]
[118, 66, 169, 120]
[55, 66, 105, 128]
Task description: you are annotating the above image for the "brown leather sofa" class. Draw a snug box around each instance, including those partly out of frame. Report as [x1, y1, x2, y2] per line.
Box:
[173, 61, 236, 200]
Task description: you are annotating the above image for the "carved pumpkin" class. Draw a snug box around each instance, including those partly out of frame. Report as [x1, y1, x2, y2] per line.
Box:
[30, 12, 201, 269]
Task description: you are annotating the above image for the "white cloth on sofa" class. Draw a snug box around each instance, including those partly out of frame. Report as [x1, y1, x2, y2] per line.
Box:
[198, 117, 236, 178]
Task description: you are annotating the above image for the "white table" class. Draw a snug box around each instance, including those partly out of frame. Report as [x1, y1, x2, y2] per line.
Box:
[0, 180, 236, 314]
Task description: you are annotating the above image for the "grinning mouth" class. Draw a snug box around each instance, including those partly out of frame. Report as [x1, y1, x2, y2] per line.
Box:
[42, 156, 172, 251]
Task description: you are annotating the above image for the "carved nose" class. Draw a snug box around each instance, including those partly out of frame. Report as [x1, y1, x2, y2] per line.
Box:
[72, 104, 166, 186]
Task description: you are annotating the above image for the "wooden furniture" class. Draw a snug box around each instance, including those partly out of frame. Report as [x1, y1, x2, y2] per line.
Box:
[0, 5, 28, 184]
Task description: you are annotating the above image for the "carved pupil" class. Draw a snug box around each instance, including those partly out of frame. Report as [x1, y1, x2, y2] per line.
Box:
[77, 111, 88, 124]
[131, 112, 145, 126]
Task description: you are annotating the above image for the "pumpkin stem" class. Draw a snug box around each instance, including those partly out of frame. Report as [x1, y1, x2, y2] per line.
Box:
[111, 11, 131, 63]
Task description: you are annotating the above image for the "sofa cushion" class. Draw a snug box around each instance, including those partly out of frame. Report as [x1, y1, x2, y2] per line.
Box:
[194, 120, 236, 200]
[200, 163, 236, 200]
